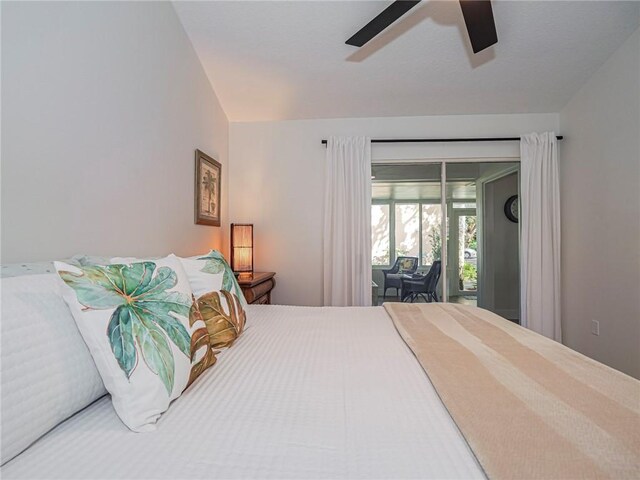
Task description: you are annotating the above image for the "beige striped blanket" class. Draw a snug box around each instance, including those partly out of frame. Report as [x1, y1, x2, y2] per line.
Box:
[384, 302, 640, 480]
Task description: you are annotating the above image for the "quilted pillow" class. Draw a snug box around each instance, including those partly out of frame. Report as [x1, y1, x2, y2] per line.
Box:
[0, 256, 111, 279]
[54, 255, 200, 432]
[1, 273, 107, 464]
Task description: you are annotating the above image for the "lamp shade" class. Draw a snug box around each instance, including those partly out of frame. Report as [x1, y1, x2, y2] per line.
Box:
[230, 223, 253, 273]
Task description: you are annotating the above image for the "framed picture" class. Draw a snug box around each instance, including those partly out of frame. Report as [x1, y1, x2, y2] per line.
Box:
[195, 149, 221, 226]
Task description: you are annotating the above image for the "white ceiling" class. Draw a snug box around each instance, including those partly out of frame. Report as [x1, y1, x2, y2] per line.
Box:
[174, 1, 639, 122]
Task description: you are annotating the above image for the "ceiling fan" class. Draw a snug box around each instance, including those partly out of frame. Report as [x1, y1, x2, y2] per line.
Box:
[346, 0, 498, 54]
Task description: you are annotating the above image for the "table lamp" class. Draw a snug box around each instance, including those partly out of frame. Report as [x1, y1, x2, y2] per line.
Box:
[230, 223, 253, 278]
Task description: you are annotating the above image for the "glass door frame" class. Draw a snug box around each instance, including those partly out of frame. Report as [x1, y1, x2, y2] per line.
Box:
[474, 164, 520, 312]
[449, 207, 477, 298]
[372, 157, 519, 303]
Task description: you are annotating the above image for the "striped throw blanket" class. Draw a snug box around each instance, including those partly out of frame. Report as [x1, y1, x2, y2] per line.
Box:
[384, 302, 640, 480]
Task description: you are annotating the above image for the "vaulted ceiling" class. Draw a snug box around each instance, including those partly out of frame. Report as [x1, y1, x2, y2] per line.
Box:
[174, 1, 639, 122]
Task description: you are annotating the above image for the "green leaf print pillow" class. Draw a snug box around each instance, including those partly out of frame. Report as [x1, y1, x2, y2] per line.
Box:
[112, 251, 247, 307]
[54, 255, 198, 432]
[180, 250, 247, 307]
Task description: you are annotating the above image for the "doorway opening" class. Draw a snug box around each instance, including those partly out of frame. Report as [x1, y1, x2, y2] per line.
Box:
[449, 207, 477, 306]
[371, 160, 520, 322]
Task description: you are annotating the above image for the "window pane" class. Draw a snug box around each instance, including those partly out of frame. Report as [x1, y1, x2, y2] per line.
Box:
[459, 214, 478, 292]
[421, 204, 442, 265]
[371, 204, 390, 265]
[395, 204, 419, 259]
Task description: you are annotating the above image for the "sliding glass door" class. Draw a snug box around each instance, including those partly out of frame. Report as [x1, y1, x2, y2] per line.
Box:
[371, 160, 520, 322]
[371, 164, 443, 301]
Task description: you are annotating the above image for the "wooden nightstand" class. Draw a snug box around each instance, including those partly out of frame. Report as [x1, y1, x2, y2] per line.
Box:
[237, 272, 276, 305]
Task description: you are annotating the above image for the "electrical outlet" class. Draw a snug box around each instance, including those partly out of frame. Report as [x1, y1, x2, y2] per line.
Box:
[591, 320, 600, 336]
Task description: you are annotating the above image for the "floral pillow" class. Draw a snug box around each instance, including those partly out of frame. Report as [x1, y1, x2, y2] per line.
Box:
[187, 290, 246, 386]
[183, 250, 247, 306]
[54, 255, 201, 431]
[112, 251, 247, 307]
[181, 252, 248, 387]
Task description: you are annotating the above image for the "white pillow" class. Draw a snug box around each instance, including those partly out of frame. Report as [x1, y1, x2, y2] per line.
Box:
[1, 273, 106, 464]
[54, 255, 196, 432]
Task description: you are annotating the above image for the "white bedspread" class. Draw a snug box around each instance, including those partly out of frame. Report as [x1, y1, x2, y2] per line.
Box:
[2, 305, 483, 479]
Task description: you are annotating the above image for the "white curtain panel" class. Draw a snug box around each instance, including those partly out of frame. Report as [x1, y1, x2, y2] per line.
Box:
[323, 136, 372, 306]
[520, 132, 562, 341]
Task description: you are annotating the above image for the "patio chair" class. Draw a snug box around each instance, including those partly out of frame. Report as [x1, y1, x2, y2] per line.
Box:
[382, 256, 419, 299]
[402, 261, 441, 303]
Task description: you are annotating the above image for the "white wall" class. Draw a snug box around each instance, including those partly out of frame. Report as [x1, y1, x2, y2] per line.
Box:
[230, 114, 558, 306]
[559, 28, 640, 379]
[1, 2, 229, 262]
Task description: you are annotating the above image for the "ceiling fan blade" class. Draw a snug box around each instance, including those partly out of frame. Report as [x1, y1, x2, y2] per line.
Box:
[346, 0, 421, 47]
[459, 0, 498, 54]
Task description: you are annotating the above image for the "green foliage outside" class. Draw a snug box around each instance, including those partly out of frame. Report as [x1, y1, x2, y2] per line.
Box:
[430, 230, 441, 261]
[462, 262, 477, 282]
[465, 216, 477, 251]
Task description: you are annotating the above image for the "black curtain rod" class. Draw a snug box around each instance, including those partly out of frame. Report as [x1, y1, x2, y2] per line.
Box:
[321, 136, 563, 145]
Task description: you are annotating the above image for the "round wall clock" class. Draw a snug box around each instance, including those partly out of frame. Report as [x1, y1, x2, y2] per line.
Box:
[504, 195, 519, 223]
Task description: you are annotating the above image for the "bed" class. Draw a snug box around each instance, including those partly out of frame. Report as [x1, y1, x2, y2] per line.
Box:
[2, 304, 483, 479]
[1, 264, 638, 479]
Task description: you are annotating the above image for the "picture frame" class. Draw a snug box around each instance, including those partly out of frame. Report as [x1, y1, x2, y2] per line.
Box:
[194, 149, 221, 226]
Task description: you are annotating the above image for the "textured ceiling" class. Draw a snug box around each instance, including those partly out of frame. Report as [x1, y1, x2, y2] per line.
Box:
[174, 1, 639, 122]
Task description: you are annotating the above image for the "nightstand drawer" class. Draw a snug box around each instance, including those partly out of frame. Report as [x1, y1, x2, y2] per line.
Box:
[253, 294, 270, 305]
[238, 272, 276, 305]
[243, 278, 275, 304]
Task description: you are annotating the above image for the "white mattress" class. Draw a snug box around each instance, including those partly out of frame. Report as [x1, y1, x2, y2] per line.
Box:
[2, 305, 484, 479]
